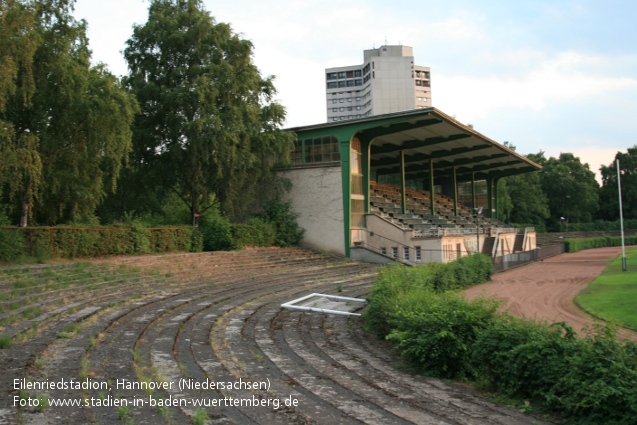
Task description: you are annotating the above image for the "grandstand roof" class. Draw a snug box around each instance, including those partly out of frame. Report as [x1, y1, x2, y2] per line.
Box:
[288, 107, 541, 180]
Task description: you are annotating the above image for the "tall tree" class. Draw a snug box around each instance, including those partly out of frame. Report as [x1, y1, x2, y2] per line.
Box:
[598, 146, 637, 221]
[0, 0, 40, 226]
[500, 145, 550, 226]
[123, 0, 294, 223]
[540, 153, 599, 227]
[1, 0, 138, 226]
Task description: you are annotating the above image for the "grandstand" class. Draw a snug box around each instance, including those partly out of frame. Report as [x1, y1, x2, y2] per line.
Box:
[284, 108, 539, 264]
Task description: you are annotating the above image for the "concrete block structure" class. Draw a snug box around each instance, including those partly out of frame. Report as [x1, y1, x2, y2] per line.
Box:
[285, 108, 540, 264]
[325, 45, 431, 122]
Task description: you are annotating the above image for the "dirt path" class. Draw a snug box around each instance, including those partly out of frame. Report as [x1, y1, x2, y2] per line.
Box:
[465, 246, 637, 342]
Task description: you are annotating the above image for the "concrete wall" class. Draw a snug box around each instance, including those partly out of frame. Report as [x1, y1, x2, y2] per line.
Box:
[497, 232, 518, 256]
[359, 214, 468, 264]
[281, 165, 345, 255]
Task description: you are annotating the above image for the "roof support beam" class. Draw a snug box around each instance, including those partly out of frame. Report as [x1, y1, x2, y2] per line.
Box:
[429, 160, 435, 215]
[371, 133, 470, 155]
[400, 151, 407, 215]
[453, 166, 458, 216]
[472, 166, 539, 180]
[371, 144, 492, 168]
[378, 156, 520, 178]
[360, 118, 442, 141]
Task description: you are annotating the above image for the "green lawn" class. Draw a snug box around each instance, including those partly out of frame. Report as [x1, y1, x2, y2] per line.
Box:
[576, 247, 637, 330]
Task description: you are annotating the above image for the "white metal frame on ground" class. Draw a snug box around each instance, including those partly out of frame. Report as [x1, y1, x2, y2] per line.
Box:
[280, 293, 366, 317]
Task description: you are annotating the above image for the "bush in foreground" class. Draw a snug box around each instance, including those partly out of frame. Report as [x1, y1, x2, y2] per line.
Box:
[386, 290, 499, 379]
[364, 255, 637, 424]
[364, 255, 493, 337]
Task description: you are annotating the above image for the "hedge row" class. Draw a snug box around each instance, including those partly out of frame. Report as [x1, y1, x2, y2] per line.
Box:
[201, 200, 304, 251]
[364, 254, 493, 337]
[565, 235, 637, 252]
[364, 256, 637, 424]
[564, 219, 637, 232]
[0, 225, 197, 262]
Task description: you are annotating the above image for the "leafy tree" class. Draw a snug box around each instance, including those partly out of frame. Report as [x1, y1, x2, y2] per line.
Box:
[0, 0, 39, 226]
[540, 153, 599, 228]
[504, 171, 549, 225]
[1, 0, 138, 226]
[499, 144, 549, 226]
[123, 0, 294, 224]
[0, 0, 37, 110]
[598, 146, 637, 221]
[496, 178, 512, 222]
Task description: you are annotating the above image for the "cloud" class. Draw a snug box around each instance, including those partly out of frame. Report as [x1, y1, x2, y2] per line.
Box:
[546, 146, 620, 184]
[435, 51, 637, 123]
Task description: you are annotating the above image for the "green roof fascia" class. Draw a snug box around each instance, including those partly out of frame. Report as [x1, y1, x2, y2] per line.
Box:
[287, 109, 437, 142]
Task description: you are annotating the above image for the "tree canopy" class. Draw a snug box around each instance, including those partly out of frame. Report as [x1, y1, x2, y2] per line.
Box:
[0, 0, 137, 226]
[500, 144, 549, 226]
[540, 153, 599, 226]
[598, 145, 637, 221]
[122, 0, 294, 223]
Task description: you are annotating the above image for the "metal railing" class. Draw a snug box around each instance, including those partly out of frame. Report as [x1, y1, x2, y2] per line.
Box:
[497, 227, 519, 234]
[413, 227, 490, 238]
[492, 243, 565, 272]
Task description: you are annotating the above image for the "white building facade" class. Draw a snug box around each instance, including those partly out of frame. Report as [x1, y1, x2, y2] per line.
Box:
[325, 45, 431, 122]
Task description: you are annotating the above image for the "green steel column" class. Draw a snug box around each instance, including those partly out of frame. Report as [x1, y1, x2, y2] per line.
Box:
[493, 177, 500, 220]
[429, 160, 436, 215]
[471, 172, 476, 209]
[340, 139, 351, 257]
[486, 176, 493, 218]
[400, 151, 406, 214]
[452, 166, 458, 216]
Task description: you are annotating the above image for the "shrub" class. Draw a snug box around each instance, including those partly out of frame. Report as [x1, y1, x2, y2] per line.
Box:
[262, 198, 304, 247]
[0, 228, 26, 263]
[472, 316, 579, 398]
[547, 326, 637, 424]
[364, 255, 492, 337]
[202, 215, 235, 251]
[0, 226, 192, 261]
[365, 252, 637, 423]
[232, 218, 276, 249]
[386, 290, 499, 379]
[363, 263, 435, 337]
[473, 320, 637, 424]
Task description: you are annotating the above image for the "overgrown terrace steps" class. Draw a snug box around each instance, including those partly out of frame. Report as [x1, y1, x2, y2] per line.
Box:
[0, 247, 547, 424]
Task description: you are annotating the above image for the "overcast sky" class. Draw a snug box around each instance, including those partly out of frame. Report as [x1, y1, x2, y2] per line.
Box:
[72, 0, 637, 181]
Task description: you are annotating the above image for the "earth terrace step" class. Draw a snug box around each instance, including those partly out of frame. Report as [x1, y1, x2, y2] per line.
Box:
[210, 279, 378, 424]
[332, 318, 543, 424]
[3, 248, 378, 424]
[86, 258, 376, 420]
[300, 314, 471, 424]
[0, 273, 206, 338]
[212, 281, 378, 422]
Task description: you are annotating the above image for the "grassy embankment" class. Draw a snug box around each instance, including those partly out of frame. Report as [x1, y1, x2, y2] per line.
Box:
[576, 247, 637, 330]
